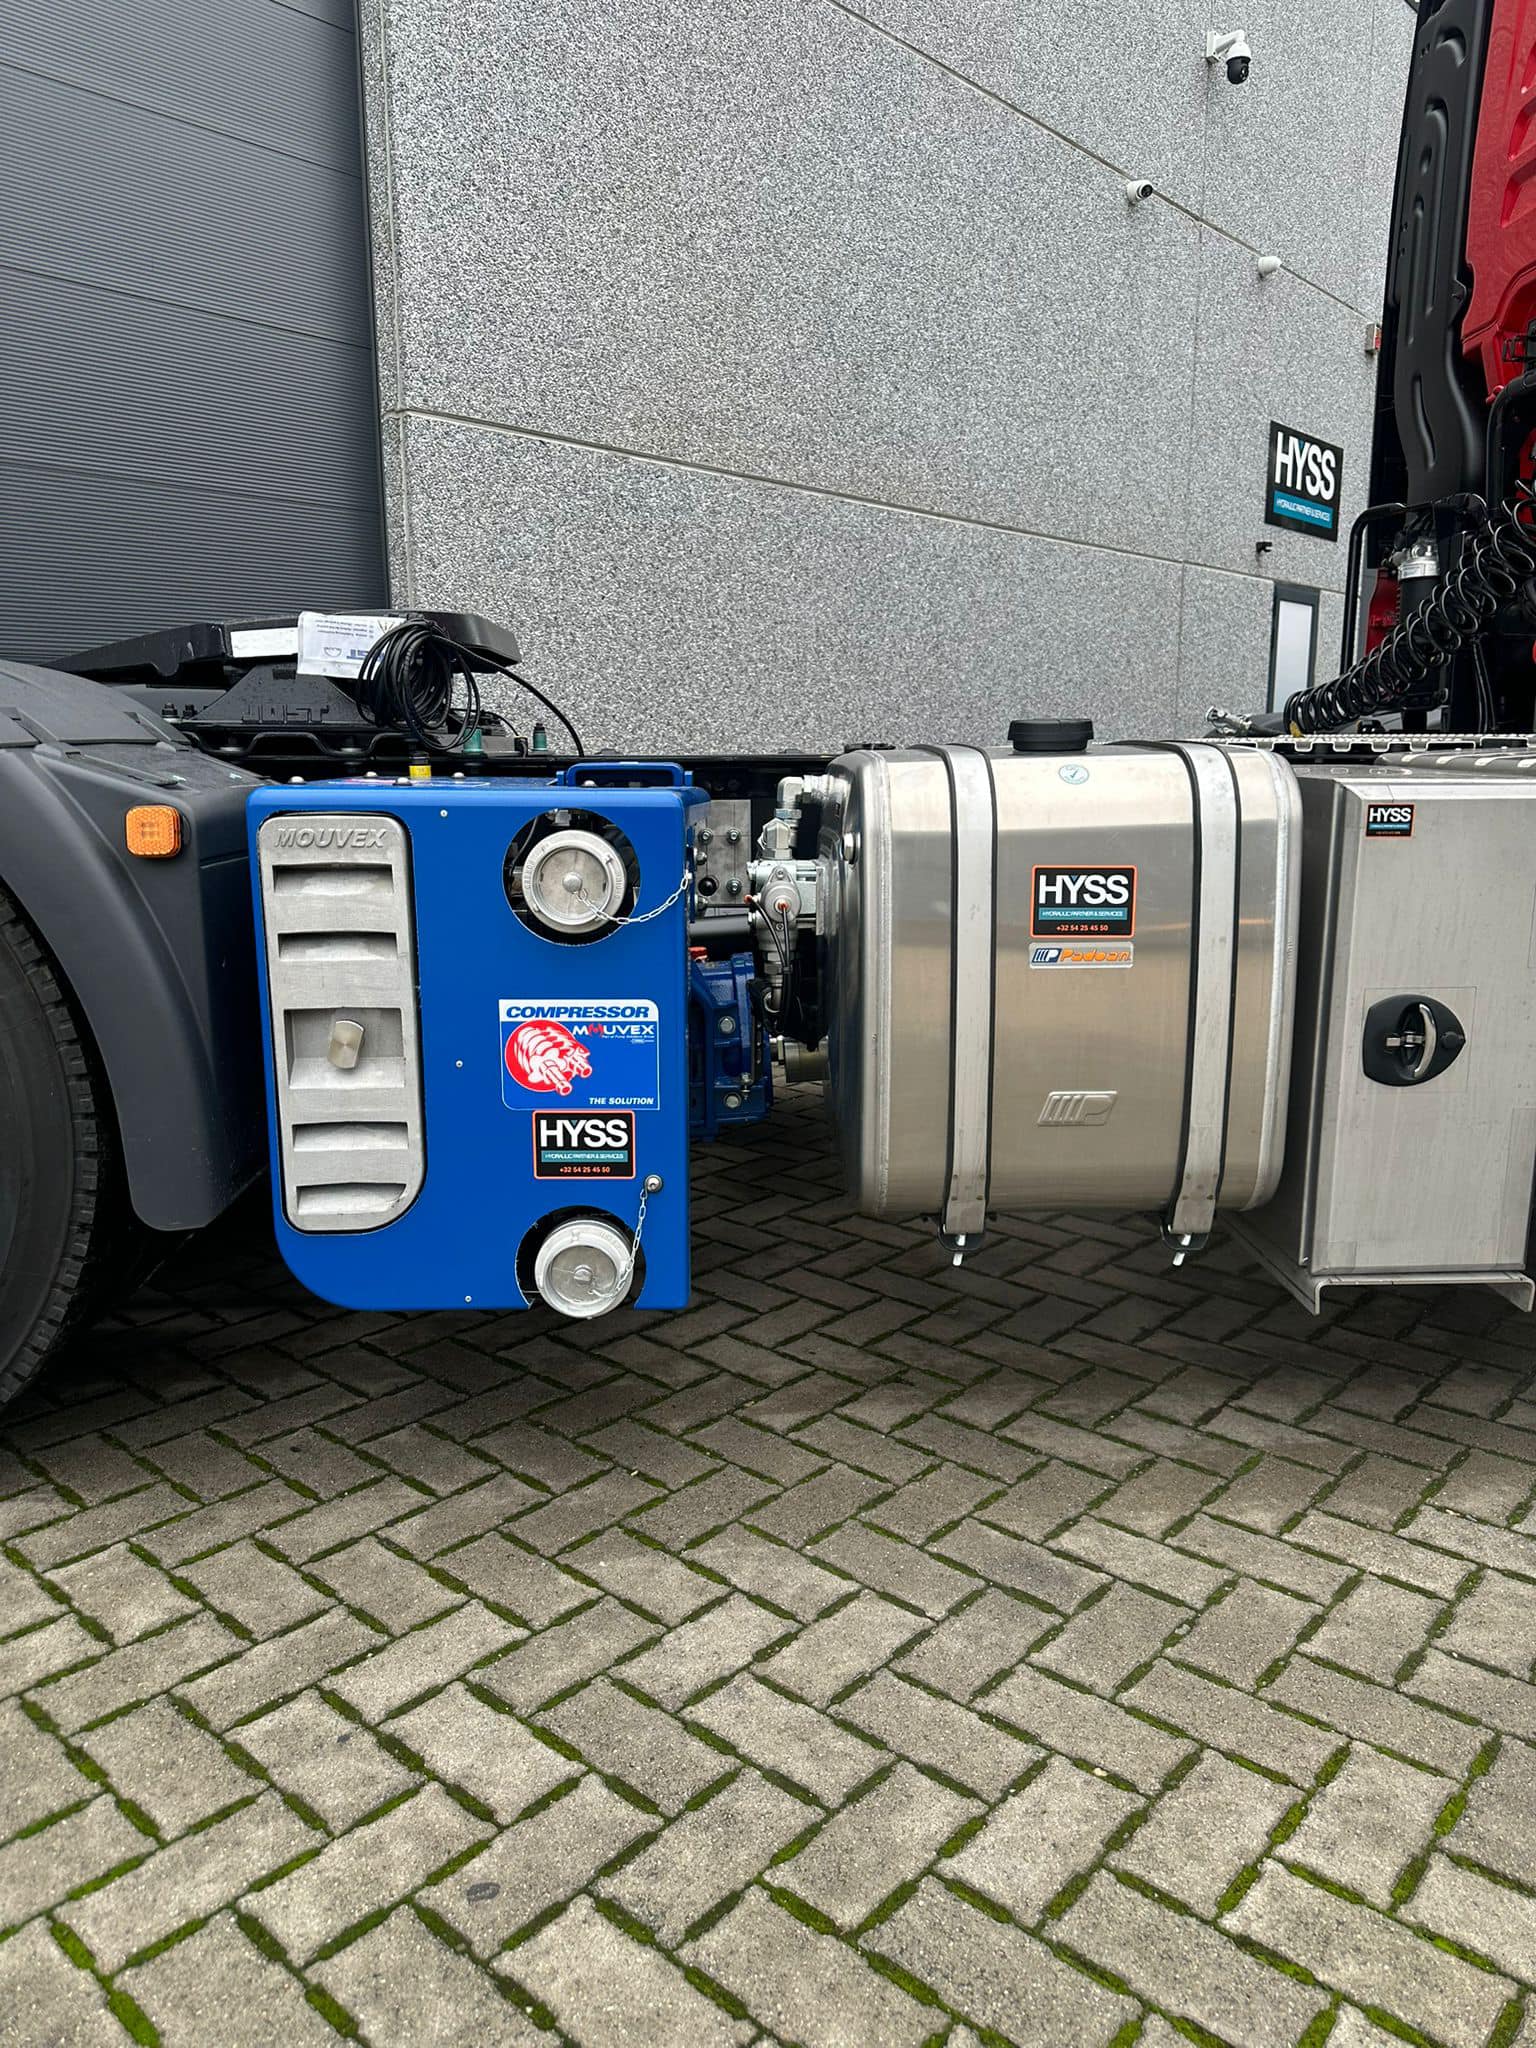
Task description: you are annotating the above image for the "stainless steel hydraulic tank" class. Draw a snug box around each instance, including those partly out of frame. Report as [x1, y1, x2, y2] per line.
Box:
[817, 741, 1301, 1243]
[1234, 749, 1536, 1310]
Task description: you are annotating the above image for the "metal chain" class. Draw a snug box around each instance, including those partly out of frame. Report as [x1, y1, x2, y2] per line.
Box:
[578, 869, 692, 927]
[620, 1174, 663, 1296]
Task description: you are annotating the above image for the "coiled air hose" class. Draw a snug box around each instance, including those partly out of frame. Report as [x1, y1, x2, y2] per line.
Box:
[1285, 478, 1536, 733]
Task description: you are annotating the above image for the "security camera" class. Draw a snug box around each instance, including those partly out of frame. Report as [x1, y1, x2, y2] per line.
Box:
[1206, 28, 1252, 82]
[1125, 179, 1155, 204]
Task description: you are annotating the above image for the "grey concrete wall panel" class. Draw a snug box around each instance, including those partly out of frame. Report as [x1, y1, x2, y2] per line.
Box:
[0, 0, 385, 659]
[375, 0, 1200, 560]
[1201, 0, 1385, 306]
[397, 417, 1183, 753]
[1183, 234, 1379, 593]
[832, 0, 1213, 213]
[1172, 565, 1343, 732]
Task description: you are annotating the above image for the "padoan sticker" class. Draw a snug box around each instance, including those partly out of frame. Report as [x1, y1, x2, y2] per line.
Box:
[1029, 942, 1135, 970]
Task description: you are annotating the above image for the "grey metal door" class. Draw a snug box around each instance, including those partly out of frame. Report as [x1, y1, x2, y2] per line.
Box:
[0, 0, 385, 660]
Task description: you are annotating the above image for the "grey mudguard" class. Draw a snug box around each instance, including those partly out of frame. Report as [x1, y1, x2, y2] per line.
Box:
[0, 660, 265, 1230]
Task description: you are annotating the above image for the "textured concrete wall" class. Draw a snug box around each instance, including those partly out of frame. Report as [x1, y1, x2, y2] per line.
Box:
[360, 0, 1412, 752]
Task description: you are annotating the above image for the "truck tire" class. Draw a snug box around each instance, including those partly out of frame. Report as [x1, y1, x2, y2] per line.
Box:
[0, 884, 124, 1408]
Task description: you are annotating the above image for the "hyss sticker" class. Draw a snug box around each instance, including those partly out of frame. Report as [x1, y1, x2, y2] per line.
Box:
[1365, 802, 1414, 838]
[1031, 866, 1136, 938]
[533, 1111, 635, 1179]
[499, 998, 660, 1112]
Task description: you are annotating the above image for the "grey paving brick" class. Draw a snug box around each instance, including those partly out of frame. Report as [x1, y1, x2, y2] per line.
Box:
[0, 1697, 92, 1836]
[812, 1519, 976, 1618]
[1169, 1578, 1312, 1687]
[1212, 1456, 1329, 1533]
[144, 1429, 269, 1500]
[1283, 1745, 1446, 1904]
[1108, 1409, 1250, 1476]
[1125, 1660, 1338, 1784]
[250, 1783, 485, 1961]
[261, 1427, 377, 1498]
[139, 1480, 307, 1567]
[761, 1591, 922, 1706]
[389, 1473, 543, 1559]
[1409, 1647, 1536, 1738]
[48, 1543, 195, 1643]
[510, 1894, 751, 2048]
[685, 1886, 933, 2048]
[0, 1613, 101, 1698]
[234, 1689, 416, 1829]
[986, 1665, 1194, 1792]
[893, 1588, 1047, 1700]
[633, 1465, 778, 1549]
[693, 1525, 849, 1620]
[780, 1760, 977, 1927]
[1403, 1505, 1536, 1578]
[1433, 1451, 1534, 1523]
[583, 1417, 720, 1487]
[933, 1518, 1109, 1611]
[64, 1792, 313, 1972]
[480, 1596, 659, 1712]
[178, 1609, 377, 1730]
[510, 1470, 659, 1556]
[264, 1478, 426, 1564]
[1114, 1748, 1292, 1913]
[123, 1911, 338, 2048]
[1267, 1657, 1484, 1776]
[1222, 1862, 1513, 2048]
[1302, 1575, 1444, 1682]
[393, 1682, 574, 1821]
[180, 1539, 328, 1639]
[837, 1668, 1034, 1799]
[1097, 1458, 1218, 1536]
[79, 1698, 253, 1836]
[905, 1413, 1037, 1482]
[432, 1530, 590, 1624]
[563, 1527, 718, 1623]
[306, 1535, 458, 1629]
[1286, 1509, 1469, 1597]
[948, 1755, 1139, 1921]
[750, 1464, 887, 1545]
[603, 1770, 809, 1943]
[313, 1904, 547, 2046]
[622, 1593, 788, 1708]
[17, 1484, 187, 1569]
[687, 1674, 882, 1803]
[872, 1463, 1002, 1541]
[1053, 1516, 1226, 1605]
[0, 1915, 124, 2044]
[1033, 1581, 1190, 1692]
[869, 1876, 1134, 2045]
[39, 1612, 240, 1733]
[1441, 1570, 1536, 1673]
[0, 1554, 63, 1634]
[1444, 1736, 1536, 1882]
[1061, 1870, 1326, 2047]
[0, 1794, 148, 1929]
[422, 1774, 651, 1954]
[542, 1675, 728, 1813]
[367, 1422, 492, 1494]
[1321, 1452, 1433, 1530]
[798, 1414, 929, 1484]
[692, 1416, 825, 1485]
[329, 1600, 518, 1720]
[1170, 1511, 1349, 1601]
[1404, 1854, 1536, 1979]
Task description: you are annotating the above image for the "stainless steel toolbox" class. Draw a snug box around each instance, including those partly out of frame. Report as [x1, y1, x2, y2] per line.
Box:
[816, 739, 1301, 1249]
[1234, 750, 1536, 1310]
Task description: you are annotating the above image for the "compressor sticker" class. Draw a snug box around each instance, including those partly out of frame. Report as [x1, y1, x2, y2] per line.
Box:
[499, 998, 660, 1112]
[1365, 802, 1414, 838]
[533, 1111, 635, 1179]
[1031, 865, 1136, 938]
[1030, 942, 1134, 970]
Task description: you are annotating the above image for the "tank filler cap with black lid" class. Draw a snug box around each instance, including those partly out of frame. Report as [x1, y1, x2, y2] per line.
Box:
[1007, 717, 1094, 754]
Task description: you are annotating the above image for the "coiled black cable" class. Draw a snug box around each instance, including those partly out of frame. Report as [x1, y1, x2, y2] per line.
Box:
[353, 618, 482, 751]
[351, 618, 585, 754]
[1286, 479, 1536, 733]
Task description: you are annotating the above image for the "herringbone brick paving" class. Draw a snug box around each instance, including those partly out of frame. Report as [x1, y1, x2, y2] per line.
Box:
[4, 1087, 1536, 2046]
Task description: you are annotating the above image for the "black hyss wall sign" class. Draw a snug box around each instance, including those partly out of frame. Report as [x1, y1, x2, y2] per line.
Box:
[1265, 422, 1343, 541]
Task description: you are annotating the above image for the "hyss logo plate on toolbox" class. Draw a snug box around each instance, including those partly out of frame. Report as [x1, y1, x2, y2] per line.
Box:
[1365, 802, 1414, 838]
[1031, 866, 1136, 938]
[533, 1112, 635, 1179]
